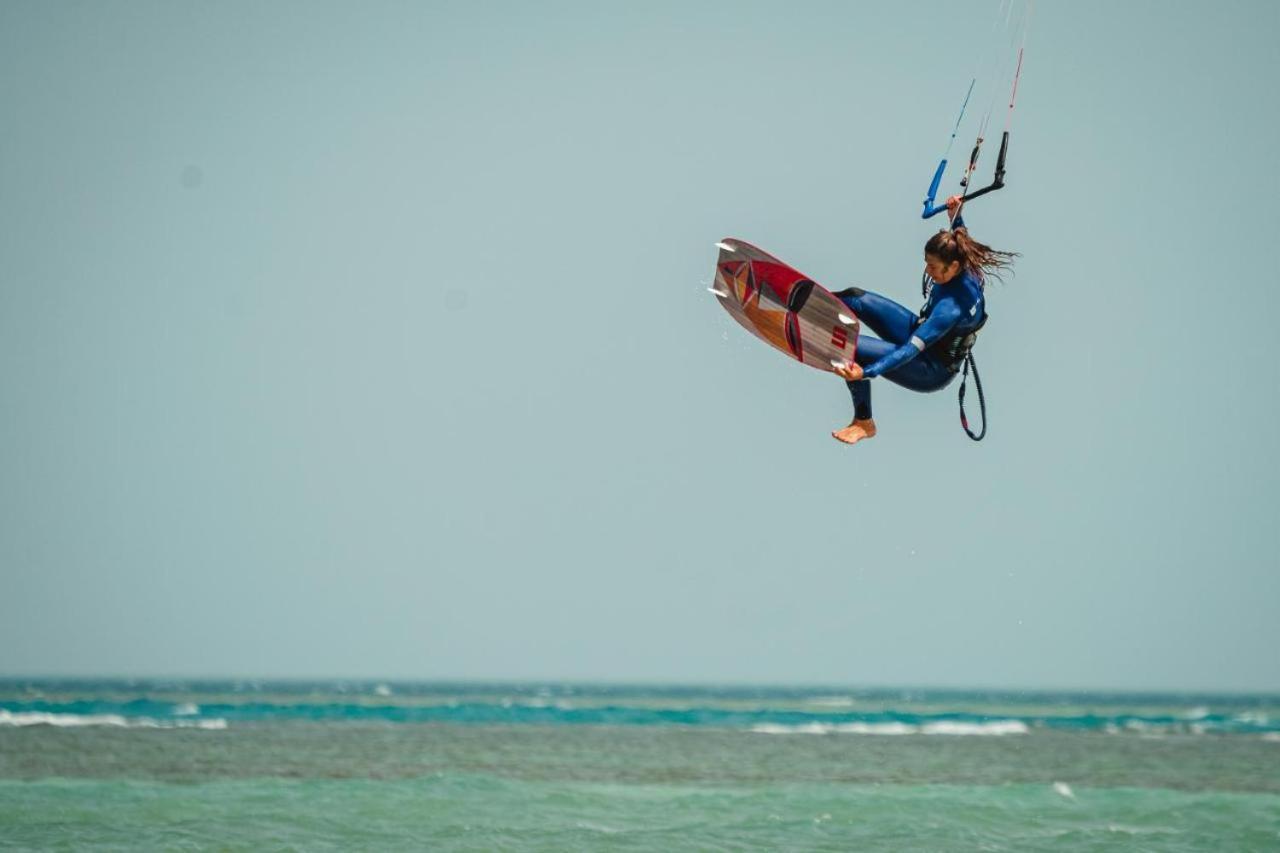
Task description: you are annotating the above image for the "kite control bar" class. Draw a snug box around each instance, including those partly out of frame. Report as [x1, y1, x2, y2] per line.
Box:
[921, 130, 1009, 219]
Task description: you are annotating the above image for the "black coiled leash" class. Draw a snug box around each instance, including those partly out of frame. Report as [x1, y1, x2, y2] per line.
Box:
[958, 350, 987, 441]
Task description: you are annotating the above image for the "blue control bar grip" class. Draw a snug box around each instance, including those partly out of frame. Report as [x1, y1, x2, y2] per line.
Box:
[921, 159, 949, 219]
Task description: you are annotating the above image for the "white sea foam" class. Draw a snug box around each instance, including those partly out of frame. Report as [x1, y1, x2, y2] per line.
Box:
[920, 720, 1029, 736]
[1181, 706, 1211, 720]
[804, 696, 858, 709]
[192, 718, 228, 730]
[751, 719, 1027, 736]
[0, 710, 227, 730]
[752, 723, 835, 735]
[1234, 711, 1270, 726]
[499, 699, 576, 711]
[1053, 782, 1076, 800]
[1261, 733, 1280, 743]
[174, 703, 200, 716]
[836, 722, 916, 735]
[374, 684, 393, 697]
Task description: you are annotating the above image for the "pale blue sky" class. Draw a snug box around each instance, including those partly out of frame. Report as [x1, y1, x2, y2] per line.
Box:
[2, 0, 1278, 690]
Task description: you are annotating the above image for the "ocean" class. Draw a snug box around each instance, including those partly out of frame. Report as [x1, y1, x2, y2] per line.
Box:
[2, 680, 1278, 851]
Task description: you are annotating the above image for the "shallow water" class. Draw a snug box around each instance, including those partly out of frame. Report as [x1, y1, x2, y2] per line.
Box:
[2, 680, 1278, 851]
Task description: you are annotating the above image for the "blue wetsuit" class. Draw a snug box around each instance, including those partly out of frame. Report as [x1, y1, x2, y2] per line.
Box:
[837, 216, 986, 420]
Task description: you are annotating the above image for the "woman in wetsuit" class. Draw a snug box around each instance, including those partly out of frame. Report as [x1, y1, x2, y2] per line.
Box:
[831, 197, 1017, 445]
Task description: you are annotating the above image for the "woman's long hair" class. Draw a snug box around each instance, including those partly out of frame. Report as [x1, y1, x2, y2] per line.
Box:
[925, 227, 1018, 283]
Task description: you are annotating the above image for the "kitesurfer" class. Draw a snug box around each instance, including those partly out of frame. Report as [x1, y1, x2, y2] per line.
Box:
[831, 196, 1017, 445]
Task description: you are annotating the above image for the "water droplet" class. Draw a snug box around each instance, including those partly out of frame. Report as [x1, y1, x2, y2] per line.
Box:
[444, 288, 469, 311]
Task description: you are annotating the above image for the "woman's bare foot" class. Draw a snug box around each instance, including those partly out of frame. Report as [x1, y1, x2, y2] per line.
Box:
[832, 418, 877, 445]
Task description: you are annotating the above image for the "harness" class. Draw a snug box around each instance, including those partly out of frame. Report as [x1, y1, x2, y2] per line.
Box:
[926, 313, 986, 374]
[920, 274, 989, 442]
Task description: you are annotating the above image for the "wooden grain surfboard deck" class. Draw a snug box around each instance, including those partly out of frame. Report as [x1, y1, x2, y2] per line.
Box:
[711, 238, 859, 374]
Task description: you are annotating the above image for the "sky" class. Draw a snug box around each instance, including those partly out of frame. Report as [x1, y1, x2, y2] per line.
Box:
[2, 0, 1278, 692]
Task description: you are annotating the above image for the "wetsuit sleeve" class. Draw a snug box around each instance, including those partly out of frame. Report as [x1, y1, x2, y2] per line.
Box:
[952, 212, 965, 231]
[861, 298, 964, 379]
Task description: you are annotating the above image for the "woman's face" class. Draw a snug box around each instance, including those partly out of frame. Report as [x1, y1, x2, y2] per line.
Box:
[924, 253, 961, 284]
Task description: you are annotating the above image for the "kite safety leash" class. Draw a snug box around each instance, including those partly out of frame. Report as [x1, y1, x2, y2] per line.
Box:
[958, 351, 987, 441]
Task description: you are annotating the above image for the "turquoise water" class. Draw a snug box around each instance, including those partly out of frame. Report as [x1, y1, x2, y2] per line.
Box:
[2, 681, 1279, 850]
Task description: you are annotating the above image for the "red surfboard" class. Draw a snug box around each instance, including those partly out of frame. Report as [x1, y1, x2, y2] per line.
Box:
[711, 238, 859, 374]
